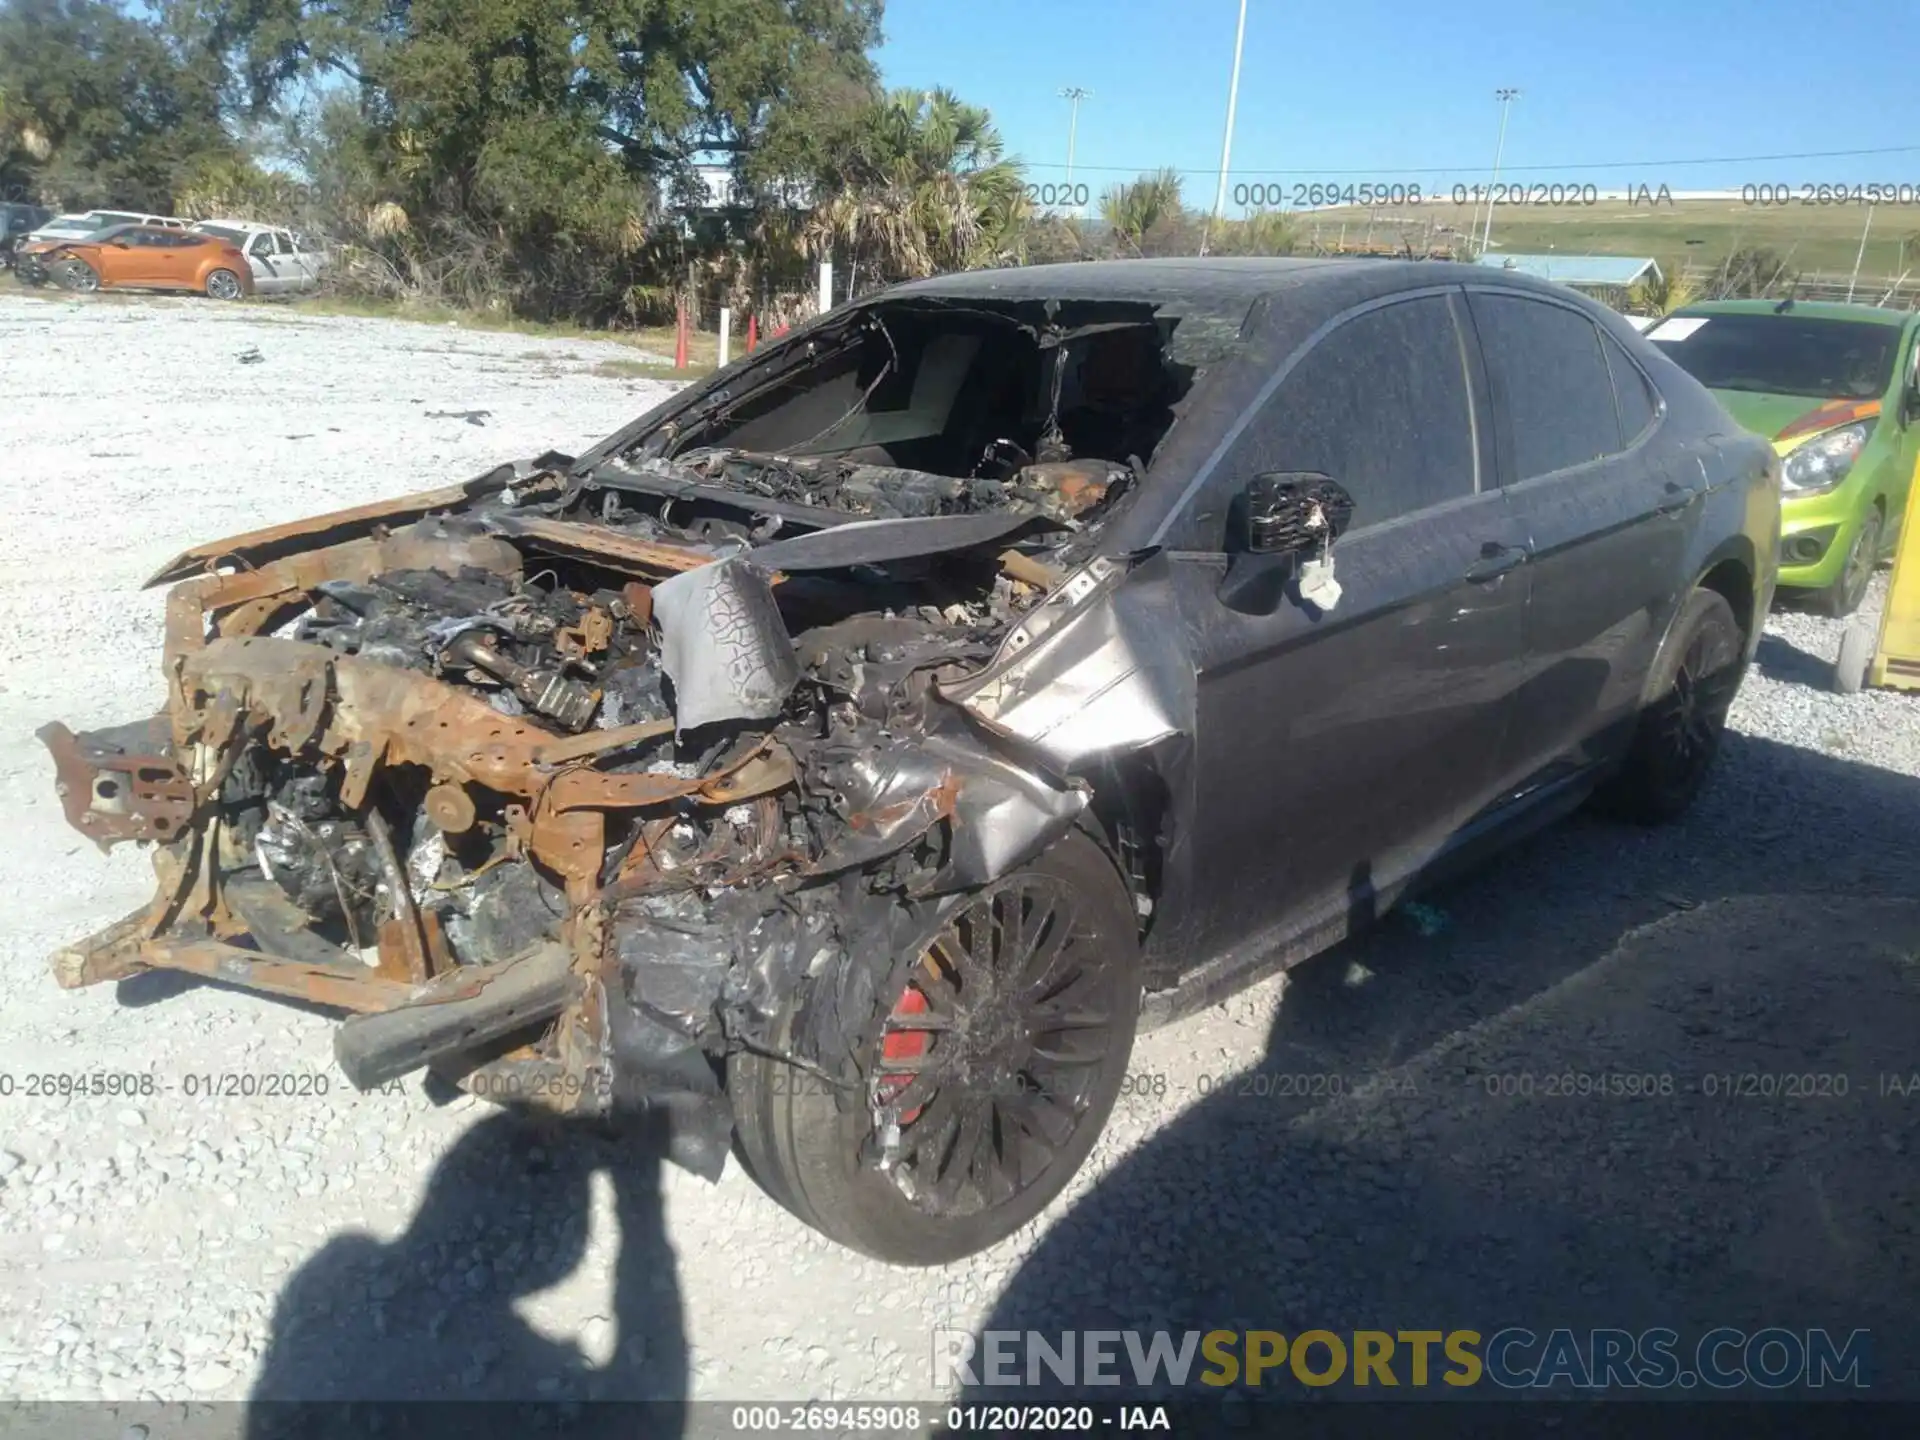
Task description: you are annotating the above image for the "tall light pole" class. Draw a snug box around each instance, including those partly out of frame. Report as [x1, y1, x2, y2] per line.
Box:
[1059, 86, 1092, 189]
[1200, 0, 1249, 257]
[1476, 88, 1520, 258]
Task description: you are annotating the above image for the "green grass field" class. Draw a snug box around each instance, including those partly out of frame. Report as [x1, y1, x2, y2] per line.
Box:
[1297, 197, 1920, 279]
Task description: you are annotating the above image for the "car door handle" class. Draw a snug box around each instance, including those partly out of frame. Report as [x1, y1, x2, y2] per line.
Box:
[1464, 541, 1528, 583]
[1655, 481, 1702, 516]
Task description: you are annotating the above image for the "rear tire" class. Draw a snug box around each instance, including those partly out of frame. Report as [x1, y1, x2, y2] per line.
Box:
[728, 831, 1141, 1265]
[1812, 506, 1883, 618]
[205, 268, 243, 301]
[1594, 588, 1744, 825]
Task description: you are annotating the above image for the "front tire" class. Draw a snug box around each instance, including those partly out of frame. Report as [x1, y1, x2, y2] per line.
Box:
[1812, 506, 1883, 618]
[55, 259, 98, 293]
[205, 268, 244, 301]
[1594, 588, 1744, 824]
[729, 832, 1141, 1265]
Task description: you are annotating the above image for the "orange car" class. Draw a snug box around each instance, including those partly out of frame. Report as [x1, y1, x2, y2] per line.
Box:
[30, 224, 253, 300]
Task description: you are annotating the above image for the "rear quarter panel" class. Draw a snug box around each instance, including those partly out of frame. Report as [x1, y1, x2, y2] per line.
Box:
[197, 248, 253, 294]
[1608, 312, 1782, 660]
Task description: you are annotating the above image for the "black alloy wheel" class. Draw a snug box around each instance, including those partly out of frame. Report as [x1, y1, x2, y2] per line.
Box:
[728, 830, 1141, 1265]
[1595, 587, 1744, 824]
[870, 872, 1125, 1218]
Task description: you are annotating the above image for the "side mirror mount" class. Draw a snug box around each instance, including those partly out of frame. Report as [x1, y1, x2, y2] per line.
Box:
[1228, 471, 1356, 556]
[110, 239, 129, 248]
[1905, 380, 1920, 428]
[1217, 472, 1357, 617]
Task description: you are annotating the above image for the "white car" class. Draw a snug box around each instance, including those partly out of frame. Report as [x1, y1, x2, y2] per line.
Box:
[189, 220, 328, 294]
[25, 210, 187, 244]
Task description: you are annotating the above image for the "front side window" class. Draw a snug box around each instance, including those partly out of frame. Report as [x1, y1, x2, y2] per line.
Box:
[1219, 294, 1479, 531]
[1470, 292, 1622, 481]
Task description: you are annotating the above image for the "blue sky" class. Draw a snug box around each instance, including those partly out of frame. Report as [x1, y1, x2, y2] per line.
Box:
[873, 0, 1920, 208]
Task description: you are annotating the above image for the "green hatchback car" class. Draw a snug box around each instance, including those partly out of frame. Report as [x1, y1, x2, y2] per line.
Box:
[1649, 300, 1920, 615]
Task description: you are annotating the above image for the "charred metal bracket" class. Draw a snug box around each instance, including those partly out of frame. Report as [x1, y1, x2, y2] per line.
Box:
[334, 942, 577, 1090]
[38, 717, 194, 851]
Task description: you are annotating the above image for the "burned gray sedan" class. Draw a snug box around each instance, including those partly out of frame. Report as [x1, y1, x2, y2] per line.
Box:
[41, 258, 1779, 1263]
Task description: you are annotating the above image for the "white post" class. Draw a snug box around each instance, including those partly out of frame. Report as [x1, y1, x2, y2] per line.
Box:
[1199, 0, 1249, 257]
[718, 306, 732, 368]
[817, 259, 834, 315]
[1848, 205, 1875, 302]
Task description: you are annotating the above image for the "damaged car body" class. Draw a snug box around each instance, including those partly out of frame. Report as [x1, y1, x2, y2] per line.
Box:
[42, 258, 1779, 1263]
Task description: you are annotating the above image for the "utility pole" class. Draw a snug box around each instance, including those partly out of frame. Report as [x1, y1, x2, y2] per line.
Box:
[1848, 203, 1876, 302]
[1476, 88, 1520, 258]
[1199, 0, 1249, 257]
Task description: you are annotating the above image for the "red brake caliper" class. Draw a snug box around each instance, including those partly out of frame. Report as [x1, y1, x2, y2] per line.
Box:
[879, 982, 931, 1126]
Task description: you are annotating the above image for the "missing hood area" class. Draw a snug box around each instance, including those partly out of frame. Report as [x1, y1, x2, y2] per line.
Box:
[42, 292, 1213, 1180]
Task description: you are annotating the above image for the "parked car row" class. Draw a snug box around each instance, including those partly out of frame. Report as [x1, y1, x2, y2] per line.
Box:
[10, 210, 328, 298]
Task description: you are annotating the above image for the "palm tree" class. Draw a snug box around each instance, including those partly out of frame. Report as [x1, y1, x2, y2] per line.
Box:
[1098, 168, 1185, 255]
[1628, 261, 1699, 317]
[804, 88, 1029, 286]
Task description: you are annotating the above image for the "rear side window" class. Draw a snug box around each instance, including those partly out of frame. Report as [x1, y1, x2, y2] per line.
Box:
[1224, 294, 1478, 530]
[1602, 332, 1659, 443]
[1470, 292, 1621, 481]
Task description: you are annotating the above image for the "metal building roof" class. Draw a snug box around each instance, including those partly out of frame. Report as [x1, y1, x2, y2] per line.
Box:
[1475, 254, 1662, 286]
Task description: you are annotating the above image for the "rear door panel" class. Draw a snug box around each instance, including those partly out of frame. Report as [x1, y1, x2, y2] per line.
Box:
[244, 233, 282, 292]
[1467, 287, 1696, 779]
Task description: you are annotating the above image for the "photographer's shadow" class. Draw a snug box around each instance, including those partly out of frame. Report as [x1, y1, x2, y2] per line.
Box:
[245, 1108, 687, 1432]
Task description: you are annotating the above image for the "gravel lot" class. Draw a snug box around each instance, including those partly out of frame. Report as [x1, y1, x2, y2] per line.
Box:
[3, 291, 1919, 1414]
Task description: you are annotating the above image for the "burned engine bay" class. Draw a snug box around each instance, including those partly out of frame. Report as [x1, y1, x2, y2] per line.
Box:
[39, 293, 1207, 1180]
